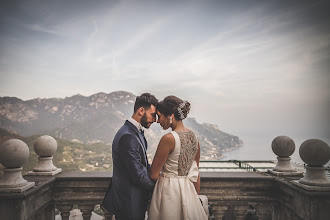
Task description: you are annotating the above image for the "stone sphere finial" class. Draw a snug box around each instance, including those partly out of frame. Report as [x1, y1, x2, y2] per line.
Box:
[298, 139, 330, 187]
[299, 139, 330, 166]
[34, 135, 57, 157]
[0, 139, 29, 168]
[270, 136, 298, 173]
[272, 136, 295, 157]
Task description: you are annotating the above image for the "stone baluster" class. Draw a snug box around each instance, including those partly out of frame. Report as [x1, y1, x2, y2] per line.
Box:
[27, 135, 62, 176]
[293, 139, 330, 190]
[70, 209, 83, 220]
[268, 136, 303, 177]
[56, 204, 73, 220]
[0, 139, 35, 192]
[79, 204, 95, 220]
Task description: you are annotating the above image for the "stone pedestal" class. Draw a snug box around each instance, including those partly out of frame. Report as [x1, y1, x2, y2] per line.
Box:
[28, 156, 62, 176]
[0, 168, 35, 192]
[27, 135, 62, 176]
[268, 169, 303, 177]
[0, 139, 35, 192]
[0, 167, 28, 187]
[299, 166, 330, 186]
[273, 156, 295, 172]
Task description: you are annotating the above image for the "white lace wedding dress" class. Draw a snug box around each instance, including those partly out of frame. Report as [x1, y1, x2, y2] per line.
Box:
[148, 130, 208, 220]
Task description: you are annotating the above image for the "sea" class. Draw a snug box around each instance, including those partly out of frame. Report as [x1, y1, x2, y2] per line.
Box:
[221, 136, 330, 165]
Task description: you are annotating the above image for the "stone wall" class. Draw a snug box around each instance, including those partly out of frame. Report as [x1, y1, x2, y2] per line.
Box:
[1, 171, 330, 220]
[201, 172, 274, 219]
[272, 178, 330, 220]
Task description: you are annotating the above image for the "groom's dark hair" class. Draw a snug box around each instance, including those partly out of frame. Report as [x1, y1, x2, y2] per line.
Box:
[134, 93, 158, 112]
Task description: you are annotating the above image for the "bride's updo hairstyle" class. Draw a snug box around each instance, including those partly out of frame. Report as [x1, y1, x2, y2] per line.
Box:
[157, 96, 191, 121]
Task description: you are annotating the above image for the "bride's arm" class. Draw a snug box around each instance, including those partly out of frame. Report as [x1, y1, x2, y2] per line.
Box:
[193, 142, 201, 194]
[149, 133, 175, 181]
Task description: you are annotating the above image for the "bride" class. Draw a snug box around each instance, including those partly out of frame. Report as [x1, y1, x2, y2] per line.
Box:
[148, 96, 207, 220]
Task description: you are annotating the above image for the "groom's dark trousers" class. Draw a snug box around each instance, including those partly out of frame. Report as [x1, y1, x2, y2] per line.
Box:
[102, 120, 155, 220]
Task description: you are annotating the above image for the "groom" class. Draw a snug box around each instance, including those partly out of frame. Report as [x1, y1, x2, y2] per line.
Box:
[103, 93, 158, 220]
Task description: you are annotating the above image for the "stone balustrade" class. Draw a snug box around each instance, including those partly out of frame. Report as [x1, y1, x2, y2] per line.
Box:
[0, 172, 113, 220]
[53, 172, 112, 220]
[0, 135, 330, 220]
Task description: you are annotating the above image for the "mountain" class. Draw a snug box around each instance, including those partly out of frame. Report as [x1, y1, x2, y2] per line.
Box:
[0, 91, 242, 159]
[0, 128, 112, 176]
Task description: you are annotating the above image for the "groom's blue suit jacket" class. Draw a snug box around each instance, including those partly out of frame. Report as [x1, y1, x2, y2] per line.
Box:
[103, 120, 155, 219]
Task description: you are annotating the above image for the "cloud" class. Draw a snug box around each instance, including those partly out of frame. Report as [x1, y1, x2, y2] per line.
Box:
[0, 0, 329, 138]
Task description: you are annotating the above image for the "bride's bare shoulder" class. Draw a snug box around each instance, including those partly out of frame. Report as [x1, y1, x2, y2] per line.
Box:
[161, 133, 175, 142]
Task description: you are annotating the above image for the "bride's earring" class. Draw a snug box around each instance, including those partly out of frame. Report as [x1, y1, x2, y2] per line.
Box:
[170, 117, 172, 124]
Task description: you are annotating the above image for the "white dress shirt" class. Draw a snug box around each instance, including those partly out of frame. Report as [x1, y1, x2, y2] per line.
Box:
[128, 117, 144, 133]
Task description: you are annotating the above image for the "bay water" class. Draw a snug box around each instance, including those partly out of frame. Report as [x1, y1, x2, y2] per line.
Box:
[221, 136, 330, 165]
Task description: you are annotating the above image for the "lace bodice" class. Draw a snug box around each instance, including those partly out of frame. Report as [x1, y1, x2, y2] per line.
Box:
[177, 131, 198, 176]
[161, 130, 198, 176]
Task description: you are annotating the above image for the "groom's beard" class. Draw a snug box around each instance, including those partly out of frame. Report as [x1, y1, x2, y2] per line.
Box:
[141, 113, 152, 128]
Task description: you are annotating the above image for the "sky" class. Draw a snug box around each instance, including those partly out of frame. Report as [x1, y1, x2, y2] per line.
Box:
[0, 0, 329, 143]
